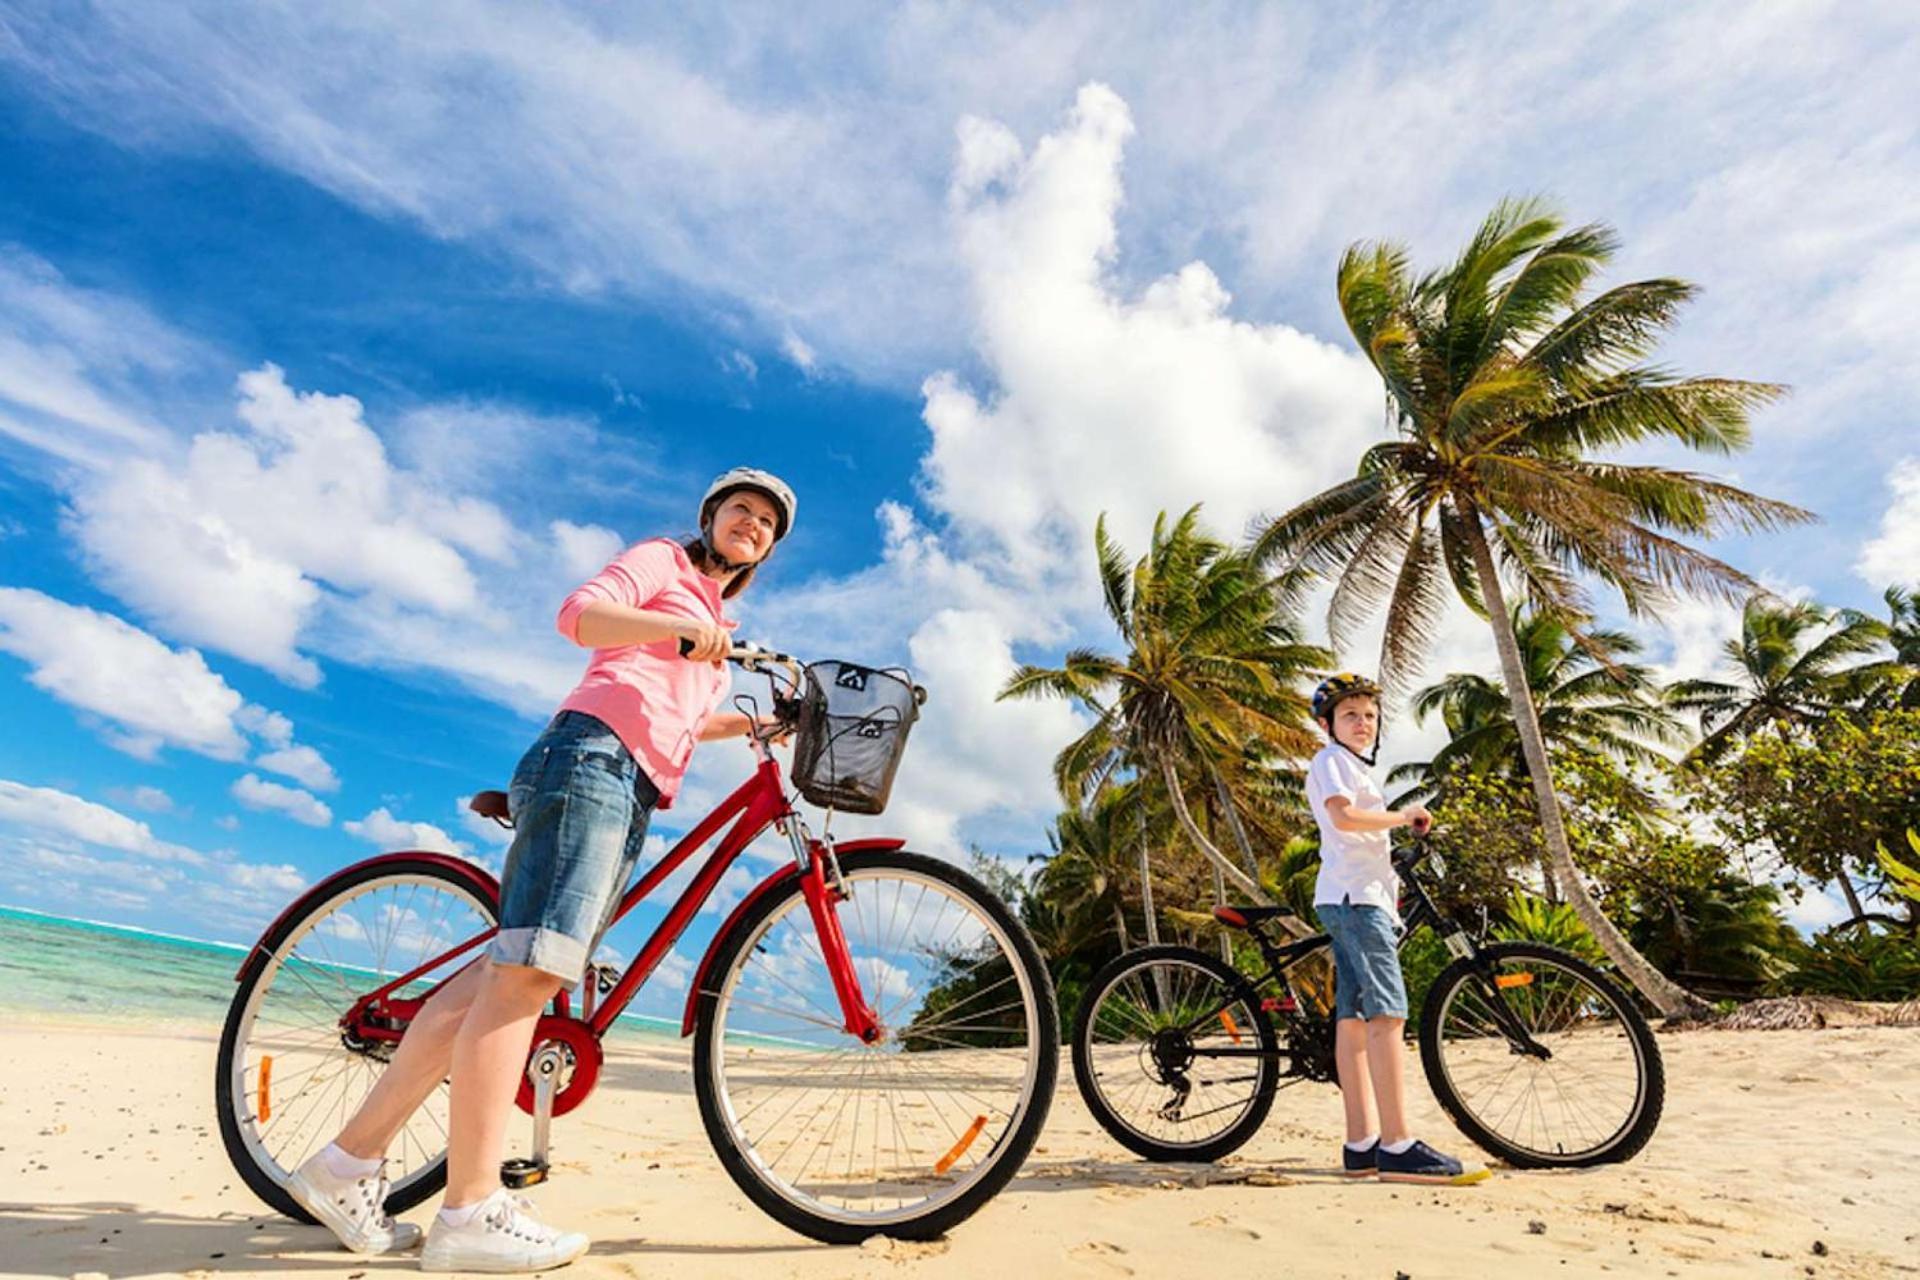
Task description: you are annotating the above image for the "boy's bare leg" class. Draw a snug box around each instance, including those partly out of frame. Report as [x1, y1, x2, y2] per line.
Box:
[333, 958, 489, 1160]
[1333, 1017, 1377, 1142]
[1364, 1015, 1411, 1145]
[443, 960, 565, 1207]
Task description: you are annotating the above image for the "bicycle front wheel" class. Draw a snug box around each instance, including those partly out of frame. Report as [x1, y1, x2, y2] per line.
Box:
[692, 850, 1057, 1243]
[1419, 941, 1664, 1168]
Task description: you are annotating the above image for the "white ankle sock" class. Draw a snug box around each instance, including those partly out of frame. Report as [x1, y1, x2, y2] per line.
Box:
[438, 1200, 487, 1228]
[320, 1142, 382, 1179]
[1381, 1137, 1418, 1155]
[1344, 1134, 1379, 1152]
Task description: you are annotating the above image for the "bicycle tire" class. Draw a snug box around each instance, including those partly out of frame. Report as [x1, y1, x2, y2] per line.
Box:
[1418, 940, 1665, 1168]
[691, 849, 1057, 1243]
[1072, 944, 1278, 1164]
[215, 856, 498, 1221]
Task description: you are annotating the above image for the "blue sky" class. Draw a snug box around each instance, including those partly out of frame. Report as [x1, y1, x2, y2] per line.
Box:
[1, 3, 1916, 974]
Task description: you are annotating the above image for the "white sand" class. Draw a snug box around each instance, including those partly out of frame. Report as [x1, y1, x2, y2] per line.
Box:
[3, 1022, 1916, 1278]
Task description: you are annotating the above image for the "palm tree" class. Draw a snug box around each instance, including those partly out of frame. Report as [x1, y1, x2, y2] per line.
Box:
[1035, 783, 1140, 953]
[1399, 609, 1680, 787]
[1002, 508, 1328, 913]
[1253, 197, 1812, 1016]
[1668, 595, 1896, 761]
[1859, 585, 1920, 708]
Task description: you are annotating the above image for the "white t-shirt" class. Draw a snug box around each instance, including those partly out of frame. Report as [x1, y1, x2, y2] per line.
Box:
[1306, 743, 1399, 918]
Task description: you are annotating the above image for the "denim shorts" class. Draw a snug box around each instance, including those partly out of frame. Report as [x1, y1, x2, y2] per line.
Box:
[493, 711, 660, 987]
[1317, 899, 1408, 1021]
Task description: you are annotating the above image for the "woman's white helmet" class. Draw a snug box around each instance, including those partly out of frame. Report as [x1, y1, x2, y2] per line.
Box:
[700, 467, 797, 542]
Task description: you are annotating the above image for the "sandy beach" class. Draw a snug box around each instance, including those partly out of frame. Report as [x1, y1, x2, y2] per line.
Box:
[3, 1021, 1915, 1280]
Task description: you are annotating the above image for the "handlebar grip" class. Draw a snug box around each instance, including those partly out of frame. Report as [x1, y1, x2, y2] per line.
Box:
[678, 637, 696, 658]
[1410, 813, 1433, 836]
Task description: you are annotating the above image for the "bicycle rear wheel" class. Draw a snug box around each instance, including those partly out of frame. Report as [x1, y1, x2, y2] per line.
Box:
[1419, 941, 1664, 1168]
[1073, 945, 1277, 1163]
[692, 849, 1056, 1243]
[215, 857, 497, 1219]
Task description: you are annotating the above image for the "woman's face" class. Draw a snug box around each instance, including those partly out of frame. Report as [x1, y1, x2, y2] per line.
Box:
[710, 489, 780, 565]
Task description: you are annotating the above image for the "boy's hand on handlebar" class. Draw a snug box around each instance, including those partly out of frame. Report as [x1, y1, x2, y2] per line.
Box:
[1399, 804, 1433, 835]
[677, 621, 732, 664]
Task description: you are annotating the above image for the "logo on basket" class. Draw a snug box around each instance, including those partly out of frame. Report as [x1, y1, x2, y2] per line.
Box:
[855, 720, 887, 739]
[834, 667, 870, 692]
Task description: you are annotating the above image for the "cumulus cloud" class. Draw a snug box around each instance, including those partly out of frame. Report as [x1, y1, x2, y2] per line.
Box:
[231, 773, 332, 827]
[0, 778, 203, 863]
[1857, 458, 1920, 588]
[0, 589, 339, 781]
[344, 807, 468, 857]
[107, 784, 176, 814]
[0, 587, 254, 760]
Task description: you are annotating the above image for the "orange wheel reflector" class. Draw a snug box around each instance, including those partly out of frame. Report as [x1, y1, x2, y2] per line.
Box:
[1495, 973, 1535, 989]
[258, 1055, 273, 1123]
[935, 1114, 990, 1175]
[1219, 1011, 1243, 1044]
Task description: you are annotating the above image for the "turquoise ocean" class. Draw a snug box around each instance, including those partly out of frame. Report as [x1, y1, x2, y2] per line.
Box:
[0, 905, 682, 1039]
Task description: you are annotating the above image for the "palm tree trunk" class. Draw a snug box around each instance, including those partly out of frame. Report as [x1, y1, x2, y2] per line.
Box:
[1834, 871, 1865, 921]
[1211, 860, 1232, 962]
[1135, 809, 1162, 948]
[1112, 903, 1131, 953]
[1206, 759, 1265, 884]
[1158, 755, 1275, 906]
[1460, 512, 1703, 1018]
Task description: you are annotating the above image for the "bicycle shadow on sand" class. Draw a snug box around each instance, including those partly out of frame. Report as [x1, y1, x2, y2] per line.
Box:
[1009, 1155, 1336, 1193]
[0, 1202, 827, 1276]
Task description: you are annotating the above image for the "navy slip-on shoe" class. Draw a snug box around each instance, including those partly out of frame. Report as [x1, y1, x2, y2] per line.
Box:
[1376, 1139, 1489, 1185]
[1341, 1142, 1378, 1177]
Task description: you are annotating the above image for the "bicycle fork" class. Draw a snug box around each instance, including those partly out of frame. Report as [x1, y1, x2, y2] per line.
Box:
[789, 823, 882, 1044]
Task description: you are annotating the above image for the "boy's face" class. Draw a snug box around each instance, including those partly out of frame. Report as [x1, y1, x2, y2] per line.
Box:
[1327, 695, 1379, 753]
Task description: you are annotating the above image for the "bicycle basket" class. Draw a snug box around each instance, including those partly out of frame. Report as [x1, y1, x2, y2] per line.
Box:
[789, 660, 924, 815]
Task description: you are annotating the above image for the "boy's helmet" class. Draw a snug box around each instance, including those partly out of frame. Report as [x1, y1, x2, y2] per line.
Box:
[1311, 672, 1382, 724]
[700, 467, 797, 542]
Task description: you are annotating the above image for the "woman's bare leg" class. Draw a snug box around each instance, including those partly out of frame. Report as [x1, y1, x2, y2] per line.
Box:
[333, 959, 488, 1160]
[443, 960, 564, 1207]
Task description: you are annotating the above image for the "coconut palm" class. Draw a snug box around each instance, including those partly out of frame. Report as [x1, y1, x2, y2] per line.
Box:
[1034, 783, 1141, 953]
[1252, 197, 1812, 1016]
[1001, 508, 1329, 911]
[1668, 595, 1896, 761]
[1398, 609, 1680, 789]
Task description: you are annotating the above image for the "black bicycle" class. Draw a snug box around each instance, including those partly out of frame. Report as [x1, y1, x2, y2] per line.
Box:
[1071, 836, 1664, 1168]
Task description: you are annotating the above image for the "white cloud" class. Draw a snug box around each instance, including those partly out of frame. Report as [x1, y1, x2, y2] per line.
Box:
[107, 784, 176, 814]
[0, 587, 252, 761]
[253, 744, 340, 792]
[230, 773, 332, 827]
[780, 328, 818, 375]
[344, 806, 468, 857]
[0, 778, 202, 863]
[1857, 458, 1920, 587]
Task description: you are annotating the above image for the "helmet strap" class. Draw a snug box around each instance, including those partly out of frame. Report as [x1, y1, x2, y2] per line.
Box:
[1324, 715, 1382, 768]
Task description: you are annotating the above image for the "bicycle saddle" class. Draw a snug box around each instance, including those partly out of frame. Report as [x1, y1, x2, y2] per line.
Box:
[1211, 905, 1294, 929]
[469, 790, 510, 822]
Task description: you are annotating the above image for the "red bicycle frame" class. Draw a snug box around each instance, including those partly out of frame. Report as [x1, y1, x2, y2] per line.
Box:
[328, 747, 884, 1058]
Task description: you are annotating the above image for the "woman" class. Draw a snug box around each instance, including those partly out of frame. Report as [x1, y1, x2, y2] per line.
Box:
[286, 468, 798, 1272]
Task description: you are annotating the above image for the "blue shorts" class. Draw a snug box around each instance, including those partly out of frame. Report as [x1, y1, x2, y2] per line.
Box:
[1317, 900, 1408, 1021]
[493, 711, 660, 987]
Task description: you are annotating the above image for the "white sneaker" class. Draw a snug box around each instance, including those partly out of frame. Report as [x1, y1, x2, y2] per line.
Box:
[286, 1152, 423, 1254]
[419, 1188, 590, 1273]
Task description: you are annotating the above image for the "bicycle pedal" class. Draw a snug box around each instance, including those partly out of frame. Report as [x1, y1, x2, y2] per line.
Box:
[500, 1157, 549, 1190]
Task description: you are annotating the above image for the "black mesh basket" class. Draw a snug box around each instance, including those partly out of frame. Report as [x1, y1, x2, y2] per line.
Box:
[789, 660, 924, 815]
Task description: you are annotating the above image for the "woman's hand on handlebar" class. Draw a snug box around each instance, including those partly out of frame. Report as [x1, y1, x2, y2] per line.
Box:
[677, 620, 732, 664]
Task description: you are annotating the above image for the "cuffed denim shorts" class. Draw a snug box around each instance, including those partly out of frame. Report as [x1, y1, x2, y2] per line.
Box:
[492, 711, 660, 988]
[1317, 899, 1409, 1021]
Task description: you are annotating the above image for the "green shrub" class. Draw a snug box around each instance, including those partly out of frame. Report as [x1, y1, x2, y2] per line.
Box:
[1492, 890, 1607, 965]
[1771, 930, 1920, 1002]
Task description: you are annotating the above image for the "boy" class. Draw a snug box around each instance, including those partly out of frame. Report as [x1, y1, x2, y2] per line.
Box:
[1306, 673, 1482, 1184]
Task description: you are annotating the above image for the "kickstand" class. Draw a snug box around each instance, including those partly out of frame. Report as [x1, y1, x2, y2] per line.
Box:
[501, 1043, 563, 1189]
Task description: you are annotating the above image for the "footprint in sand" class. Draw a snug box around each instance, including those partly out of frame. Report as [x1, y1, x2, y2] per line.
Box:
[1068, 1240, 1134, 1276]
[1189, 1213, 1261, 1241]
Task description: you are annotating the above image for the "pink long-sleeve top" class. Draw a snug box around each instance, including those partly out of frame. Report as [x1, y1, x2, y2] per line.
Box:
[554, 538, 735, 808]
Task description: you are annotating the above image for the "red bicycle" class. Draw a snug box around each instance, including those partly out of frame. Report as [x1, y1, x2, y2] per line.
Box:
[214, 646, 1057, 1243]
